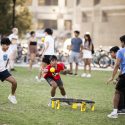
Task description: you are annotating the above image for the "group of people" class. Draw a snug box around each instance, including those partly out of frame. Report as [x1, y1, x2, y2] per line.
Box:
[0, 27, 125, 119]
[68, 31, 94, 78]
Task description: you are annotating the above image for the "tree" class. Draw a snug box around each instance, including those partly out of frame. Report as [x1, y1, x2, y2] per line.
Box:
[0, 0, 32, 36]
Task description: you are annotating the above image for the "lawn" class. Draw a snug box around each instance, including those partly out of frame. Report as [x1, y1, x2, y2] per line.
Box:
[0, 67, 125, 125]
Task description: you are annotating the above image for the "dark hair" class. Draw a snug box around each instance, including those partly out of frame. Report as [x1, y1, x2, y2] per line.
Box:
[1, 38, 11, 45]
[74, 30, 80, 35]
[30, 31, 35, 36]
[50, 55, 57, 61]
[44, 28, 53, 35]
[84, 34, 92, 46]
[110, 46, 120, 53]
[120, 35, 125, 43]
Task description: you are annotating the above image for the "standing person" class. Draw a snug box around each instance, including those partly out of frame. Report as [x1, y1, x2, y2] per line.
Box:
[81, 34, 93, 78]
[38, 55, 67, 106]
[0, 38, 17, 104]
[36, 28, 55, 81]
[109, 46, 125, 114]
[8, 27, 19, 71]
[41, 28, 55, 65]
[107, 35, 125, 118]
[69, 31, 83, 75]
[28, 31, 37, 71]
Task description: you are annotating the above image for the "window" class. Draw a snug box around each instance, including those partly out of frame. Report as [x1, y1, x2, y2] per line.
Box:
[76, 0, 80, 6]
[102, 12, 108, 22]
[94, 0, 100, 6]
[38, 19, 57, 29]
[38, 0, 58, 6]
[64, 20, 72, 30]
[82, 12, 87, 22]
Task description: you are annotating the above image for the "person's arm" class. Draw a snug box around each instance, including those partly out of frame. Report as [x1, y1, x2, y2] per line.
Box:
[41, 41, 49, 57]
[107, 58, 121, 84]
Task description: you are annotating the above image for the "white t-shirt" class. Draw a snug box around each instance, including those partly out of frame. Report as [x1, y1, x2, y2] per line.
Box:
[8, 33, 18, 41]
[43, 35, 55, 55]
[0, 47, 12, 72]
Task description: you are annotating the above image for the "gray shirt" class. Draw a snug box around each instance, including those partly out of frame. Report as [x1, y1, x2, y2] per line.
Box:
[71, 37, 82, 52]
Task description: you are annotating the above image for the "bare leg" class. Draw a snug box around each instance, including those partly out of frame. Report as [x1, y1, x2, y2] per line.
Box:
[59, 86, 66, 96]
[5, 76, 17, 95]
[113, 90, 120, 109]
[75, 63, 78, 74]
[50, 81, 57, 97]
[29, 53, 35, 71]
[69, 63, 73, 73]
[84, 59, 87, 74]
[88, 59, 92, 74]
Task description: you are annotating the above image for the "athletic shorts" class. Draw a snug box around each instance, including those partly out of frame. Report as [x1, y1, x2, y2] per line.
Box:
[42, 55, 52, 64]
[0, 69, 11, 82]
[116, 73, 125, 92]
[69, 51, 80, 64]
[45, 77, 63, 87]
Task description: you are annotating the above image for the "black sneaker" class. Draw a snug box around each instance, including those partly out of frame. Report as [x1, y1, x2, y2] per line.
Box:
[68, 72, 73, 75]
[118, 109, 125, 114]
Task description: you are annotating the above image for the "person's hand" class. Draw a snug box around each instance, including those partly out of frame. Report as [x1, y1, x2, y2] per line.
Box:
[107, 77, 114, 84]
[42, 68, 48, 73]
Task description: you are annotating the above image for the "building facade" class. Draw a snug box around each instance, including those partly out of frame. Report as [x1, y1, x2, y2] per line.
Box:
[27, 0, 125, 47]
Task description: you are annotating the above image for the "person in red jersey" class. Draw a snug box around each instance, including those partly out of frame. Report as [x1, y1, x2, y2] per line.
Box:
[39, 55, 67, 106]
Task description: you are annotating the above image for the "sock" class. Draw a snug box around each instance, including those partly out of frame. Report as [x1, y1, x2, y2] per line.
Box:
[113, 109, 118, 113]
[63, 95, 67, 98]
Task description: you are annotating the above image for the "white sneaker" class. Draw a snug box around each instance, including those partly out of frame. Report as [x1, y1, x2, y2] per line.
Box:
[107, 111, 118, 118]
[48, 100, 52, 107]
[81, 73, 86, 77]
[8, 94, 17, 104]
[86, 74, 91, 78]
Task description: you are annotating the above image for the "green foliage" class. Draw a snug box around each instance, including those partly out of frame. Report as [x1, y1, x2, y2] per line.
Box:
[0, 67, 125, 125]
[0, 0, 32, 36]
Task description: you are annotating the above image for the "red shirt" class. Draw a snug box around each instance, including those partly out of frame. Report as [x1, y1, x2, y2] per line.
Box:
[43, 63, 64, 80]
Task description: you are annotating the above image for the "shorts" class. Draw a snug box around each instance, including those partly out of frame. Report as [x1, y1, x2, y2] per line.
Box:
[116, 73, 125, 92]
[69, 51, 80, 64]
[45, 77, 63, 87]
[0, 69, 11, 82]
[42, 55, 52, 64]
[83, 50, 92, 59]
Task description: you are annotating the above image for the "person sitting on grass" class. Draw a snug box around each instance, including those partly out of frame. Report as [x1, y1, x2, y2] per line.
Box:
[107, 35, 125, 118]
[0, 38, 17, 104]
[38, 55, 67, 106]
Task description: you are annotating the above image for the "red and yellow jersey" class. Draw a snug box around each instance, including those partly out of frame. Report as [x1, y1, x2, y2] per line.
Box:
[43, 63, 65, 80]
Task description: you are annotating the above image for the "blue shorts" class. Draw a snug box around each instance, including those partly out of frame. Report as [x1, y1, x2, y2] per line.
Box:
[0, 69, 11, 82]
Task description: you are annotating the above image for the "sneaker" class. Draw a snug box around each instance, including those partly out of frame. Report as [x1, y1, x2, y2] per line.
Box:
[86, 74, 91, 78]
[118, 109, 125, 114]
[81, 73, 86, 77]
[74, 73, 78, 76]
[8, 94, 17, 104]
[48, 101, 52, 107]
[107, 111, 118, 118]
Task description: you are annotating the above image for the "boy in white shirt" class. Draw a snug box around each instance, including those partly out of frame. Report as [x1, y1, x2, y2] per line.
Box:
[0, 38, 17, 104]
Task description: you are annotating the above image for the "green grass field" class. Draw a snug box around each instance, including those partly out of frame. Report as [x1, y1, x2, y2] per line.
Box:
[0, 67, 125, 125]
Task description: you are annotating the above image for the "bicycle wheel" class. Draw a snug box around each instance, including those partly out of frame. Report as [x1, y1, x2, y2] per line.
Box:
[98, 55, 111, 68]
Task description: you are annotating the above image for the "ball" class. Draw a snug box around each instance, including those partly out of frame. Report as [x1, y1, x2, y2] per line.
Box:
[50, 67, 55, 73]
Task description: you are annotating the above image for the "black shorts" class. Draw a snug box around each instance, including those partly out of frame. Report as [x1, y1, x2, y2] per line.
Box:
[42, 55, 52, 64]
[45, 77, 63, 87]
[0, 69, 11, 82]
[116, 73, 125, 92]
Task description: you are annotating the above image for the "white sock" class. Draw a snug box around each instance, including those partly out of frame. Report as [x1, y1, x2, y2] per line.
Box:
[63, 95, 67, 98]
[113, 109, 118, 113]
